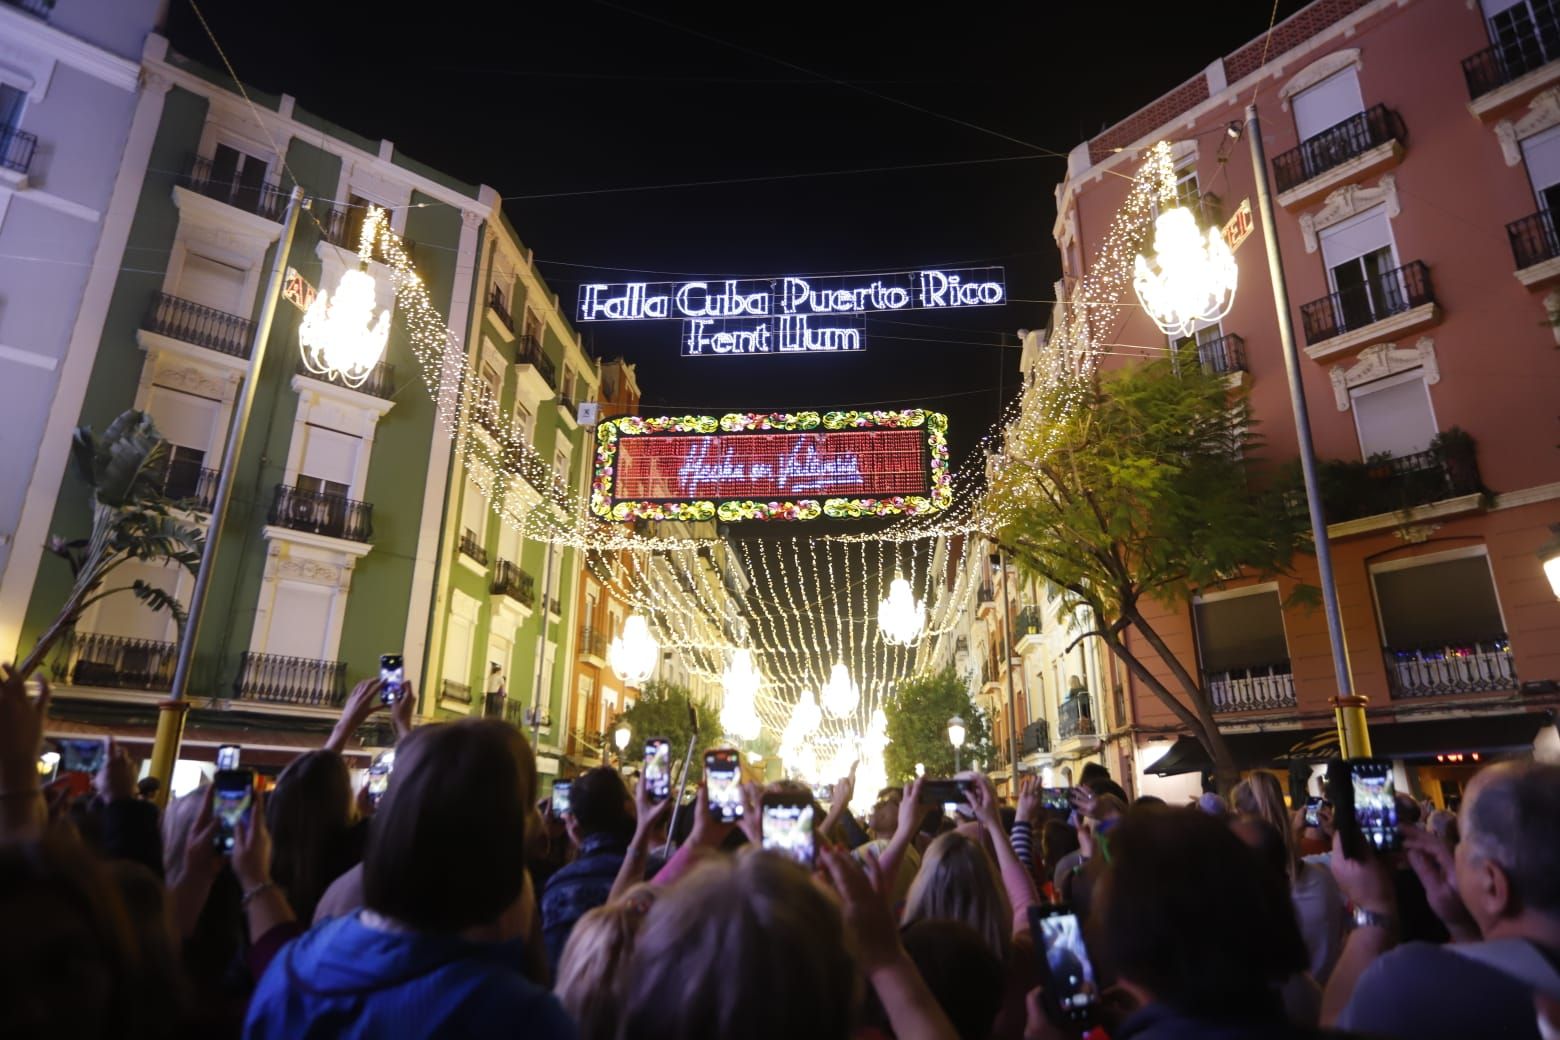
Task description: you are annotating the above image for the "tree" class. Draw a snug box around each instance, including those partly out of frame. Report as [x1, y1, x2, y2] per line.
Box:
[17, 411, 205, 679]
[988, 347, 1308, 790]
[610, 679, 710, 783]
[883, 665, 993, 783]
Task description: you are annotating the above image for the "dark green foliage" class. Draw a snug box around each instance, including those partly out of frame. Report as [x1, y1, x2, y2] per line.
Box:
[611, 679, 709, 783]
[883, 665, 993, 783]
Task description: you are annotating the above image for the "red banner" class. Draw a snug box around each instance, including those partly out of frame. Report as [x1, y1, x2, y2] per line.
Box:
[615, 429, 928, 501]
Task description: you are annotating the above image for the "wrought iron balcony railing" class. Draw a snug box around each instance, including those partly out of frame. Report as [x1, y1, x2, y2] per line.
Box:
[268, 484, 373, 542]
[458, 528, 489, 566]
[488, 285, 514, 331]
[1020, 719, 1051, 755]
[1300, 261, 1434, 346]
[442, 678, 472, 703]
[1508, 210, 1560, 270]
[1272, 104, 1405, 194]
[1014, 606, 1043, 644]
[1321, 443, 1483, 524]
[181, 155, 288, 221]
[1463, 10, 1560, 99]
[579, 626, 608, 659]
[1205, 662, 1297, 713]
[143, 292, 255, 358]
[491, 559, 535, 607]
[1196, 332, 1248, 375]
[315, 200, 417, 265]
[164, 465, 219, 513]
[0, 125, 38, 174]
[1384, 636, 1516, 699]
[234, 651, 347, 707]
[1058, 694, 1096, 740]
[294, 355, 396, 400]
[517, 337, 557, 388]
[63, 632, 177, 691]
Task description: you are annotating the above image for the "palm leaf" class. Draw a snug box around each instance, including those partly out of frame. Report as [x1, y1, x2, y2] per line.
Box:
[131, 579, 189, 630]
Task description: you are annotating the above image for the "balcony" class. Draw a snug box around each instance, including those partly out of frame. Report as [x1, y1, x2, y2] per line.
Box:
[1299, 261, 1437, 359]
[294, 355, 396, 400]
[515, 337, 557, 401]
[488, 285, 514, 334]
[1384, 636, 1516, 699]
[0, 124, 37, 176]
[268, 484, 373, 542]
[458, 528, 489, 567]
[548, 595, 562, 616]
[60, 632, 177, 691]
[441, 678, 472, 704]
[2, 0, 53, 18]
[316, 201, 417, 265]
[1196, 333, 1247, 376]
[1020, 719, 1051, 755]
[1206, 663, 1297, 713]
[1058, 694, 1097, 741]
[1013, 606, 1043, 649]
[234, 651, 347, 707]
[1321, 438, 1484, 526]
[143, 292, 255, 359]
[163, 465, 218, 513]
[1273, 105, 1406, 205]
[180, 155, 287, 222]
[1507, 210, 1560, 285]
[1463, 11, 1560, 109]
[491, 559, 535, 608]
[579, 626, 608, 662]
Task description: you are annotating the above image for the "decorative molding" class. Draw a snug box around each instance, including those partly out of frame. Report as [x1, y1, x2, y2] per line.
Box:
[461, 208, 484, 230]
[1278, 48, 1362, 111]
[0, 6, 141, 95]
[1393, 523, 1443, 544]
[153, 362, 228, 401]
[276, 557, 343, 587]
[1547, 292, 1560, 344]
[1330, 337, 1438, 411]
[1299, 173, 1399, 253]
[1305, 302, 1439, 362]
[1495, 88, 1560, 165]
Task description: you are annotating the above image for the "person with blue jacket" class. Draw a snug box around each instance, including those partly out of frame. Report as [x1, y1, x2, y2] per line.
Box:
[244, 719, 576, 1040]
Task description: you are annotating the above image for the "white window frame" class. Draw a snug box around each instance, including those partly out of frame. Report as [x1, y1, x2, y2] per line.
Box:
[1348, 368, 1438, 460]
[1190, 581, 1291, 672]
[1368, 545, 1508, 645]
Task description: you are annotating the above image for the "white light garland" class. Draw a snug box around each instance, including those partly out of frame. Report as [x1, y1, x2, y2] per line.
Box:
[300, 205, 391, 387]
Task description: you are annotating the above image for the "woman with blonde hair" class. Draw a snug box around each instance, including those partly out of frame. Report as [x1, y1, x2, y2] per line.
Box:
[1232, 771, 1345, 983]
[555, 886, 654, 1040]
[902, 832, 1012, 960]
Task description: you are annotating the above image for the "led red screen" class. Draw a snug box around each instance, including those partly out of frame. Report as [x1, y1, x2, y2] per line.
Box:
[614, 429, 928, 502]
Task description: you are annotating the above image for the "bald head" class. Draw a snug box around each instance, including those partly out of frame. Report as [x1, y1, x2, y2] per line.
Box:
[1461, 761, 1560, 917]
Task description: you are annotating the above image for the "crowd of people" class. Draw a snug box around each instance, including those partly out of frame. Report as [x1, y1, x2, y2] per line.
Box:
[2, 660, 1558, 1039]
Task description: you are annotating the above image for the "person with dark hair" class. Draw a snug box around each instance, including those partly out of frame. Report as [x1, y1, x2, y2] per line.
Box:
[873, 919, 1004, 1040]
[541, 766, 633, 972]
[1032, 805, 1312, 1037]
[245, 719, 573, 1039]
[1078, 762, 1111, 787]
[266, 749, 359, 925]
[1325, 761, 1560, 1039]
[136, 776, 161, 801]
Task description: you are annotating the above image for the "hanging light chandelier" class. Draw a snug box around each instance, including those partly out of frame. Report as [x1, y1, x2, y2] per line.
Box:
[719, 647, 763, 742]
[1132, 204, 1237, 339]
[820, 661, 859, 718]
[877, 573, 926, 646]
[608, 612, 660, 687]
[784, 690, 822, 745]
[300, 204, 393, 389]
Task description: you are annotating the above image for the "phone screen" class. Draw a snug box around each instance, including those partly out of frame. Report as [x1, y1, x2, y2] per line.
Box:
[1303, 796, 1324, 828]
[379, 654, 405, 705]
[1030, 906, 1099, 1024]
[1351, 762, 1400, 852]
[644, 739, 671, 801]
[552, 779, 573, 816]
[366, 748, 394, 805]
[1041, 787, 1072, 812]
[918, 778, 971, 806]
[705, 749, 743, 822]
[762, 800, 815, 867]
[60, 738, 106, 775]
[212, 769, 255, 853]
[216, 744, 241, 771]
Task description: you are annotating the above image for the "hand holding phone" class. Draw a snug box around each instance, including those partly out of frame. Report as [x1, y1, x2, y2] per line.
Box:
[1329, 759, 1402, 859]
[552, 779, 573, 816]
[1303, 796, 1325, 829]
[705, 748, 743, 823]
[60, 738, 107, 775]
[212, 768, 256, 853]
[761, 792, 815, 868]
[917, 778, 972, 807]
[1040, 787, 1072, 813]
[1029, 904, 1099, 1029]
[644, 738, 671, 801]
[379, 654, 405, 705]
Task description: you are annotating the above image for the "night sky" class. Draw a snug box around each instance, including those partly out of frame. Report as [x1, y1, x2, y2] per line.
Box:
[167, 0, 1309, 470]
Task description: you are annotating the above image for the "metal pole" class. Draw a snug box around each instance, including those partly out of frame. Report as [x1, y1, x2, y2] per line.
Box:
[145, 188, 305, 804]
[997, 547, 1020, 792]
[1245, 104, 1371, 758]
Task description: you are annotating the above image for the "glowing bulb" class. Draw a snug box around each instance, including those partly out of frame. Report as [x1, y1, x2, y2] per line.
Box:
[820, 661, 859, 718]
[1132, 206, 1237, 338]
[300, 205, 392, 388]
[608, 613, 660, 686]
[878, 573, 925, 645]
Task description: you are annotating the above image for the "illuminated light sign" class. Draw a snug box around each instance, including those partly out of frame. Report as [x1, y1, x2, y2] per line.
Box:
[681, 315, 864, 357]
[591, 410, 952, 522]
[577, 267, 1006, 323]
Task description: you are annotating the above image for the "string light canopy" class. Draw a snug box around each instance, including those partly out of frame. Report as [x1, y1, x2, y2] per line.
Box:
[608, 613, 660, 687]
[820, 661, 860, 718]
[300, 205, 392, 388]
[877, 573, 926, 646]
[1131, 144, 1237, 338]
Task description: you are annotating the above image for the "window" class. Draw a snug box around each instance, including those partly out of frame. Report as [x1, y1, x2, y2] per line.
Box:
[561, 366, 577, 403]
[165, 446, 208, 500]
[265, 581, 333, 660]
[1522, 124, 1560, 213]
[146, 385, 220, 470]
[522, 308, 543, 350]
[546, 546, 562, 610]
[1292, 68, 1364, 142]
[1351, 370, 1436, 459]
[1373, 554, 1504, 648]
[462, 473, 487, 535]
[444, 614, 474, 682]
[0, 84, 25, 133]
[513, 398, 534, 444]
[341, 193, 384, 255]
[1484, 0, 1560, 75]
[178, 253, 248, 314]
[299, 425, 359, 491]
[210, 143, 269, 211]
[1168, 320, 1226, 369]
[480, 360, 503, 406]
[1320, 206, 1398, 329]
[555, 448, 570, 484]
[1194, 589, 1289, 673]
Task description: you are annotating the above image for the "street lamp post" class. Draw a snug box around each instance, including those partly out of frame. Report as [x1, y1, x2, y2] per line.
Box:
[1244, 103, 1371, 759]
[947, 715, 966, 774]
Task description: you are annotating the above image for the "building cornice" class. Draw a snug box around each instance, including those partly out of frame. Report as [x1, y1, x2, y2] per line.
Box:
[0, 6, 140, 94]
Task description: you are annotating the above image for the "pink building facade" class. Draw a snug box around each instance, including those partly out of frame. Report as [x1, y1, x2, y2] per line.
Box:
[1050, 0, 1560, 801]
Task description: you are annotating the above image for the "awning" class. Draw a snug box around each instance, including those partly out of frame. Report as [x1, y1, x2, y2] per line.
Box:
[1143, 710, 1555, 776]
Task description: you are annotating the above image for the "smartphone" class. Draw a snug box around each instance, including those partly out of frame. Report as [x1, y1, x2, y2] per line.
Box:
[1041, 787, 1072, 813]
[216, 744, 241, 771]
[1303, 796, 1325, 829]
[1329, 759, 1401, 858]
[1030, 904, 1100, 1028]
[813, 783, 836, 804]
[212, 768, 256, 853]
[705, 748, 743, 823]
[918, 778, 972, 807]
[644, 738, 671, 801]
[379, 653, 405, 705]
[761, 792, 815, 868]
[366, 748, 394, 806]
[59, 738, 106, 775]
[552, 779, 573, 816]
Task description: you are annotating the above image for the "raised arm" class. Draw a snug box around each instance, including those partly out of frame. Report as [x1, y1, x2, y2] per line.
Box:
[323, 677, 386, 755]
[966, 772, 1038, 933]
[609, 775, 674, 903]
[875, 777, 926, 895]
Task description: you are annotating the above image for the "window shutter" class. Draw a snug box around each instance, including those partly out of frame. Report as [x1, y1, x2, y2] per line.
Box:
[1292, 69, 1365, 140]
[1351, 373, 1436, 458]
[1319, 205, 1394, 269]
